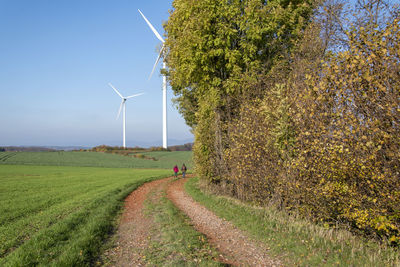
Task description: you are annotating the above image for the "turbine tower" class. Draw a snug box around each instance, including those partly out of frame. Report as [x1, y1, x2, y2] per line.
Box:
[109, 83, 143, 148]
[138, 9, 168, 149]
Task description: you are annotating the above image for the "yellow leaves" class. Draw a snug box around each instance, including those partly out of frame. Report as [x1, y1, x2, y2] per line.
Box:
[389, 235, 399, 243]
[364, 75, 372, 83]
[377, 223, 388, 231]
[193, 3, 399, 246]
[370, 53, 377, 59]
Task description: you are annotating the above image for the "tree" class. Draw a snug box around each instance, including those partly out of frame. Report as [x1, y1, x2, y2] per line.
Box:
[165, 0, 316, 182]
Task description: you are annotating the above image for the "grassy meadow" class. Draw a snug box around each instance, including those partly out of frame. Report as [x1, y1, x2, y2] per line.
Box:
[0, 150, 189, 266]
[0, 151, 193, 169]
[137, 151, 193, 169]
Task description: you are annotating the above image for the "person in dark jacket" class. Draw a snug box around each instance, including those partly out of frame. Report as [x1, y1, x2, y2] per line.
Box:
[181, 163, 187, 178]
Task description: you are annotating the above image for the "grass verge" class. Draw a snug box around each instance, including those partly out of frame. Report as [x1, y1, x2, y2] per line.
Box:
[185, 177, 400, 267]
[143, 180, 223, 266]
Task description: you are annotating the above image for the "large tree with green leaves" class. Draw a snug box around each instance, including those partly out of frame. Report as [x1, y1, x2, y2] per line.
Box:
[165, 0, 316, 181]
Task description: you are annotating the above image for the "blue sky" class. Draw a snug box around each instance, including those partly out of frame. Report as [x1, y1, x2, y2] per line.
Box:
[0, 0, 193, 147]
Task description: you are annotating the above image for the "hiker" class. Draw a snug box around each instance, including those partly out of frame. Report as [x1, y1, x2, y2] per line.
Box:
[181, 163, 187, 178]
[173, 165, 179, 177]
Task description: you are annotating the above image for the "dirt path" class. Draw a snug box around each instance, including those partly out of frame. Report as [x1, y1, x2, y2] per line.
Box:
[167, 178, 281, 267]
[103, 177, 280, 266]
[103, 177, 172, 266]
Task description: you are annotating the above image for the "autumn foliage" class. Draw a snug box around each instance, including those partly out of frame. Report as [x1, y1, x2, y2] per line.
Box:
[165, 0, 400, 244]
[289, 17, 400, 243]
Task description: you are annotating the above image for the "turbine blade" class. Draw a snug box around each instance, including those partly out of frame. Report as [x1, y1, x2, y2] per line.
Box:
[149, 46, 164, 80]
[116, 100, 124, 119]
[125, 92, 144, 99]
[109, 83, 124, 99]
[138, 9, 165, 43]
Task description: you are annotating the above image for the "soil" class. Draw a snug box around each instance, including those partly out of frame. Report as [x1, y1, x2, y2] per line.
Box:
[102, 177, 172, 266]
[167, 178, 281, 267]
[103, 176, 281, 266]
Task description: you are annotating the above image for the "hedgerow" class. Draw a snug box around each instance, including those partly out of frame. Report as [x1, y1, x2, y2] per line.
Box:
[290, 15, 400, 243]
[166, 0, 400, 245]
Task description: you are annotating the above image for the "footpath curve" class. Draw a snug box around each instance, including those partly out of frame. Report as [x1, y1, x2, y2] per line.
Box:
[167, 178, 280, 267]
[103, 177, 172, 266]
[103, 176, 281, 266]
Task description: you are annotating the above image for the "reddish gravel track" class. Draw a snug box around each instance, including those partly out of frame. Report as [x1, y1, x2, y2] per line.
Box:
[103, 177, 281, 266]
[167, 178, 281, 267]
[103, 177, 172, 266]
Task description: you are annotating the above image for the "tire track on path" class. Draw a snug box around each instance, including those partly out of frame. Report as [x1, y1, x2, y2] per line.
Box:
[103, 176, 281, 266]
[103, 177, 172, 266]
[167, 178, 281, 267]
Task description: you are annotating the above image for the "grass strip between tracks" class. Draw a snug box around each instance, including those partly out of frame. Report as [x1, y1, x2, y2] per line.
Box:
[185, 177, 400, 267]
[143, 179, 223, 266]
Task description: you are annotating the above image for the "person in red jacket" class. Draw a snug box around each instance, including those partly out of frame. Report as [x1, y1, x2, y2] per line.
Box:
[173, 165, 179, 177]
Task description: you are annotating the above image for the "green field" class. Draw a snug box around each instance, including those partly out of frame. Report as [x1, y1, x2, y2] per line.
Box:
[138, 151, 193, 169]
[0, 151, 193, 169]
[0, 164, 170, 266]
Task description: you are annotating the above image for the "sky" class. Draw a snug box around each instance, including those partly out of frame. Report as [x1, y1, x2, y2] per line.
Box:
[0, 0, 194, 148]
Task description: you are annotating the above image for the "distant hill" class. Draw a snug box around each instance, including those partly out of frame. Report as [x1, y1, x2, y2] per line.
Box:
[0, 143, 192, 153]
[0, 146, 56, 152]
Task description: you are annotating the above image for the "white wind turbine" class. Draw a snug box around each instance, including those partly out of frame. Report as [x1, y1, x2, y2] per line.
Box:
[138, 9, 168, 149]
[109, 83, 144, 148]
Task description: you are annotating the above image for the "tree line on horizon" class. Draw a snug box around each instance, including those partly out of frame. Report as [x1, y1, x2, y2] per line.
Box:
[89, 143, 193, 152]
[164, 0, 400, 244]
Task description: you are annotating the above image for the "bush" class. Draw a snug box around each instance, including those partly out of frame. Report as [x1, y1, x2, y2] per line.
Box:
[290, 17, 400, 243]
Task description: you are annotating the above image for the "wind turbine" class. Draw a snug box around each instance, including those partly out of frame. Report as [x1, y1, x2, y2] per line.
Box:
[138, 9, 168, 149]
[109, 83, 144, 148]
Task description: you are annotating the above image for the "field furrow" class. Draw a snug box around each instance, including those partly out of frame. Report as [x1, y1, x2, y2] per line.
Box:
[0, 152, 16, 162]
[0, 164, 171, 266]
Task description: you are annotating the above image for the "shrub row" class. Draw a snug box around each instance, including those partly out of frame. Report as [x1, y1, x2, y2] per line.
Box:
[166, 0, 399, 244]
[225, 15, 400, 243]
